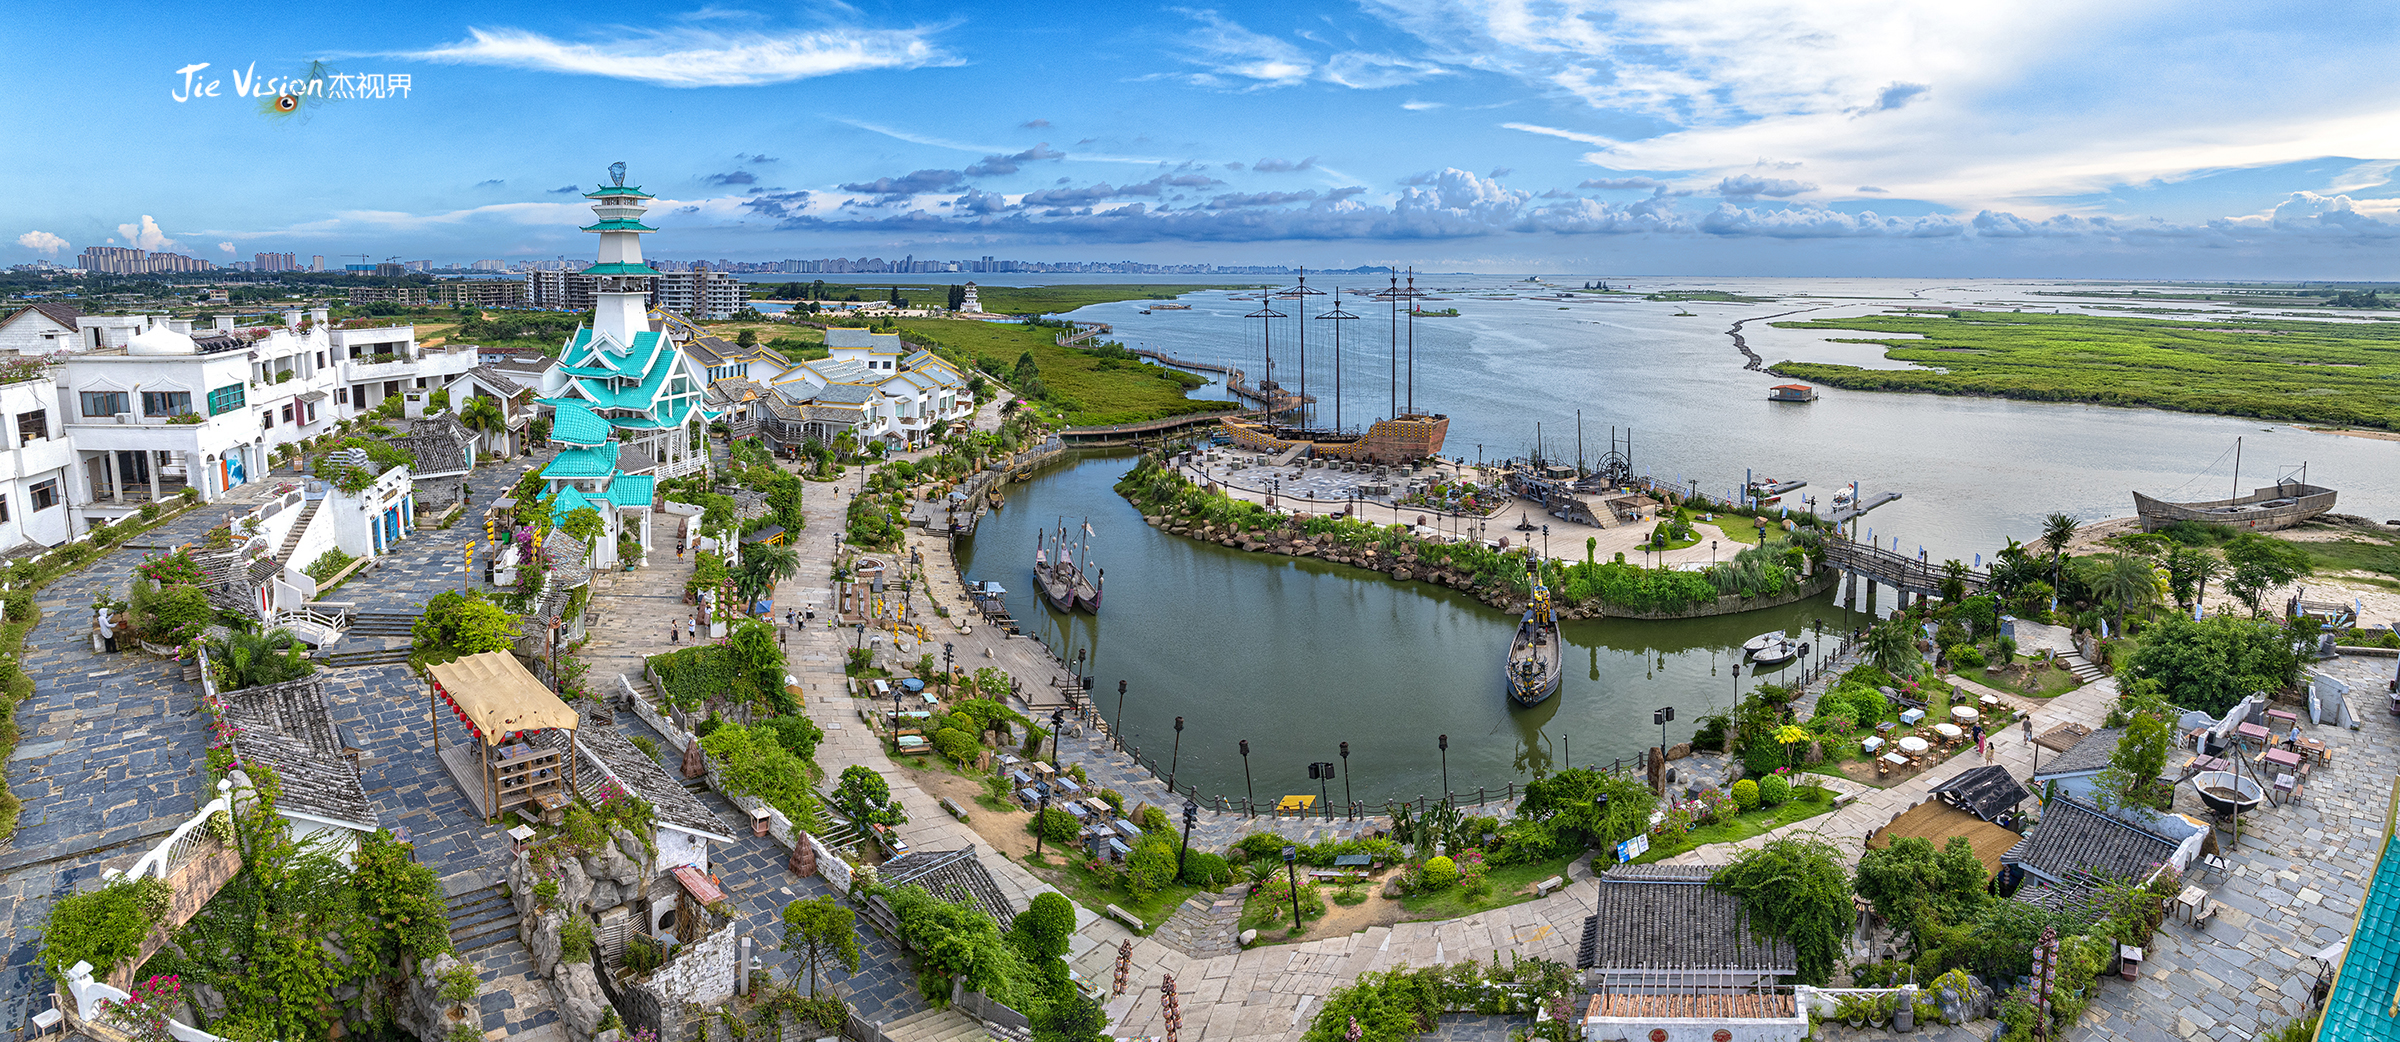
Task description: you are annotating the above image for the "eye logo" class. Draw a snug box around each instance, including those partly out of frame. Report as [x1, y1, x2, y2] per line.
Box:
[273, 94, 299, 113]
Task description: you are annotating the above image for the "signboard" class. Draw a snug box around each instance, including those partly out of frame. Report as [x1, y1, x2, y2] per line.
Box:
[1616, 834, 1650, 862]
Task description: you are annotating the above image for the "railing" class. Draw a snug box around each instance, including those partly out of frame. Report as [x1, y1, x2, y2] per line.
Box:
[118, 783, 236, 883]
[267, 607, 347, 637]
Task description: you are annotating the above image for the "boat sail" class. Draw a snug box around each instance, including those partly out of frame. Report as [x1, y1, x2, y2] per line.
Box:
[1034, 518, 1104, 614]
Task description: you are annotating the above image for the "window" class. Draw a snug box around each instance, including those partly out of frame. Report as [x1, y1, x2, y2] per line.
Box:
[281, 404, 294, 424]
[303, 402, 317, 425]
[0, 495, 10, 523]
[14, 411, 44, 445]
[28, 479, 57, 511]
[261, 409, 274, 429]
[141, 391, 192, 417]
[336, 387, 349, 404]
[207, 384, 245, 415]
[316, 352, 326, 368]
[80, 391, 128, 417]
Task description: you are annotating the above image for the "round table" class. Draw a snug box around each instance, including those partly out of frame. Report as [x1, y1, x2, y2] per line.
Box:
[1951, 705, 1981, 723]
[1933, 723, 1963, 740]
[1897, 736, 1930, 755]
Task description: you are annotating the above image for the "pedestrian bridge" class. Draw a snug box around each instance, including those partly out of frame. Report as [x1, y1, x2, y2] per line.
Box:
[1823, 538, 1987, 598]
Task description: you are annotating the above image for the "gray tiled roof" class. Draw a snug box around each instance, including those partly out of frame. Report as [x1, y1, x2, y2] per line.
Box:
[1585, 864, 1798, 975]
[393, 414, 474, 476]
[221, 676, 378, 829]
[573, 726, 735, 843]
[1931, 765, 2030, 822]
[2032, 727, 2123, 779]
[881, 849, 1018, 930]
[2003, 795, 2178, 891]
[787, 382, 878, 406]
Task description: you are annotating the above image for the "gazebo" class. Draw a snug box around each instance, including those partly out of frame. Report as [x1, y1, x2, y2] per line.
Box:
[428, 651, 580, 819]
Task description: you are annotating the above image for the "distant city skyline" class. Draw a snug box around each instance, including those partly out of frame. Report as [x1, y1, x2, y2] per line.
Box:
[8, 1, 2400, 276]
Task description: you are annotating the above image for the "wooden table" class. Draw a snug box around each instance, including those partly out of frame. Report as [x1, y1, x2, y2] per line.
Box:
[530, 790, 569, 825]
[2261, 747, 2304, 772]
[2236, 722, 2271, 745]
[2177, 884, 2207, 923]
[2298, 738, 2330, 764]
[2266, 709, 2299, 729]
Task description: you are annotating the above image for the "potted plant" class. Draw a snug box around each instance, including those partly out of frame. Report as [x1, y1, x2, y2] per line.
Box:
[1867, 992, 1891, 1028]
[1839, 995, 1867, 1029]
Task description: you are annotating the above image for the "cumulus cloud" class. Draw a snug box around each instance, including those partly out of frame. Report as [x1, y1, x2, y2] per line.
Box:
[116, 215, 177, 251]
[216, 241, 236, 255]
[966, 144, 1066, 177]
[1717, 175, 1816, 198]
[740, 190, 812, 219]
[1701, 203, 1964, 238]
[1580, 177, 1662, 190]
[16, 231, 68, 255]
[412, 23, 956, 87]
[703, 170, 758, 186]
[839, 169, 967, 199]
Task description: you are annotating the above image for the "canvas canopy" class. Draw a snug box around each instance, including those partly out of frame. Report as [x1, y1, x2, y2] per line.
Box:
[427, 651, 578, 744]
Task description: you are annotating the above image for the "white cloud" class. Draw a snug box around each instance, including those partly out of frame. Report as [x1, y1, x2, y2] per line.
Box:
[1174, 9, 1315, 87]
[1503, 123, 1616, 147]
[413, 23, 956, 87]
[15, 231, 67, 256]
[216, 241, 236, 255]
[116, 216, 177, 252]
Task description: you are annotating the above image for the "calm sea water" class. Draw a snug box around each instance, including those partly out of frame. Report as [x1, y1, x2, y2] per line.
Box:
[948, 277, 2399, 805]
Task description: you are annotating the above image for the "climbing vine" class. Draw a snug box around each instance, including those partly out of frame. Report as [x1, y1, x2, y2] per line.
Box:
[1709, 837, 1855, 986]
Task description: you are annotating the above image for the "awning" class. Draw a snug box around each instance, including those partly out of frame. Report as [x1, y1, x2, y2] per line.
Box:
[296, 390, 329, 403]
[671, 865, 726, 904]
[426, 651, 579, 745]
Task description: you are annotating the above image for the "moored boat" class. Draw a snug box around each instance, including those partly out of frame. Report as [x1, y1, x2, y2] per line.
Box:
[1034, 518, 1104, 614]
[2133, 481, 2337, 533]
[1741, 631, 1787, 656]
[1506, 557, 1563, 707]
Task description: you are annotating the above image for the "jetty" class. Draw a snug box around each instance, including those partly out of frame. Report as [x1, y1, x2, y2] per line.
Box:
[1824, 537, 1988, 612]
[1825, 490, 1903, 524]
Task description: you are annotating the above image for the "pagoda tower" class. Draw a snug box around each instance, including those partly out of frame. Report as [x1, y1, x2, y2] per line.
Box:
[582, 161, 657, 345]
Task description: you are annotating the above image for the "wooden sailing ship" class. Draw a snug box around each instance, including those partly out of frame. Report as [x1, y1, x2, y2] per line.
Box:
[1034, 518, 1103, 613]
[2135, 445, 2335, 533]
[1505, 556, 1562, 707]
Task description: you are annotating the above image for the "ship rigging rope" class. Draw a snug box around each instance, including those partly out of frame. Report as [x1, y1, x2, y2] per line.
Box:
[2156, 441, 2240, 498]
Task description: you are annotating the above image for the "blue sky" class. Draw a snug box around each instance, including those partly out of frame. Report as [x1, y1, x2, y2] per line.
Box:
[10, 0, 2400, 276]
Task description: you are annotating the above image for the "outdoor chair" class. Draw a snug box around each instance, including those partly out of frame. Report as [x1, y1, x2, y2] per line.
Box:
[27, 1005, 61, 1039]
[2193, 900, 2217, 930]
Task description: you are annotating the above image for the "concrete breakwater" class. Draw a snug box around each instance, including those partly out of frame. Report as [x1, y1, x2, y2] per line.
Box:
[1134, 508, 1825, 620]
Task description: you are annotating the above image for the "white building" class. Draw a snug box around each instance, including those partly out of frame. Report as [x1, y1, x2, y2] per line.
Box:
[760, 327, 973, 450]
[0, 303, 82, 355]
[0, 374, 82, 551]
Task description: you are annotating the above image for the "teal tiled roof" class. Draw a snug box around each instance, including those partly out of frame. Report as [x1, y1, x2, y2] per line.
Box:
[606, 476, 655, 508]
[581, 262, 661, 277]
[2323, 841, 2400, 1041]
[580, 219, 658, 233]
[551, 486, 598, 519]
[541, 441, 621, 479]
[547, 400, 611, 446]
[586, 185, 650, 197]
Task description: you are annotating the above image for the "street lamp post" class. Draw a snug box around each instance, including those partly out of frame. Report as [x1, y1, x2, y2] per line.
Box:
[1282, 846, 1304, 932]
[1437, 734, 1449, 809]
[1051, 709, 1066, 774]
[1167, 716, 1185, 794]
[1731, 660, 1743, 703]
[1653, 706, 1674, 783]
[1240, 740, 1255, 817]
[1114, 679, 1128, 751]
[1032, 783, 1052, 857]
[1339, 742, 1352, 820]
[1177, 801, 1198, 882]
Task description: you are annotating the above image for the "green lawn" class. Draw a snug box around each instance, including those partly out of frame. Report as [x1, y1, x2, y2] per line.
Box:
[1629, 792, 1840, 863]
[1022, 852, 1200, 933]
[1240, 883, 1329, 940]
[1396, 853, 1582, 920]
[1709, 518, 1765, 545]
[898, 318, 1237, 426]
[1768, 310, 2400, 430]
[2294, 530, 2400, 591]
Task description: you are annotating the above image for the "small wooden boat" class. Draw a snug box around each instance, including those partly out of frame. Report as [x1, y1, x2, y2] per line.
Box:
[1750, 639, 1798, 665]
[1506, 557, 1562, 707]
[2133, 481, 2336, 533]
[1741, 631, 1787, 656]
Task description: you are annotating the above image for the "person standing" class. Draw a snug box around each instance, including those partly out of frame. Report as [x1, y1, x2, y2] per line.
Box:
[668, 626, 676, 644]
[1972, 721, 1986, 759]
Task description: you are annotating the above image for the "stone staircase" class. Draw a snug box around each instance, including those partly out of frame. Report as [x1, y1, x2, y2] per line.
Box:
[2060, 651, 2107, 684]
[446, 883, 524, 954]
[878, 1007, 990, 1042]
[322, 646, 413, 668]
[272, 499, 322, 567]
[1152, 884, 1247, 959]
[347, 611, 420, 638]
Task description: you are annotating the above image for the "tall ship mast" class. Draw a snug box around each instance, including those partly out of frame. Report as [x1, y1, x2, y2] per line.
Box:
[1506, 554, 1562, 707]
[1220, 265, 1450, 465]
[1034, 518, 1103, 614]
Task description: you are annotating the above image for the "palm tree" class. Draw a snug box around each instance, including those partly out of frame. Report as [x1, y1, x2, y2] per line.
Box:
[1864, 617, 1924, 679]
[741, 541, 801, 585]
[2039, 512, 2079, 604]
[460, 394, 507, 456]
[2185, 548, 2222, 614]
[2103, 553, 2161, 635]
[212, 627, 315, 690]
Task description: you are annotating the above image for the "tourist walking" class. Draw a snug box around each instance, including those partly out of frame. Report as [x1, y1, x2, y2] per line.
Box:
[1972, 721, 1986, 759]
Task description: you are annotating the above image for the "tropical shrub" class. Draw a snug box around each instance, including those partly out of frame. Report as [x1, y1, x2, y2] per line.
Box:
[1757, 773, 1791, 807]
[1730, 779, 1760, 810]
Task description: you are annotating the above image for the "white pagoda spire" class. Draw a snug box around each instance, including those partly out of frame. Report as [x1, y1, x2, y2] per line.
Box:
[582, 161, 657, 347]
